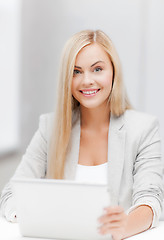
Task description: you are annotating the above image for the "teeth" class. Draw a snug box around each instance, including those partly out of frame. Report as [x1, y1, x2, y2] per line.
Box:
[82, 90, 98, 95]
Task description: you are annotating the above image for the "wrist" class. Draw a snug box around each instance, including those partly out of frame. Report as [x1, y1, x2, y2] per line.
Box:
[122, 205, 154, 239]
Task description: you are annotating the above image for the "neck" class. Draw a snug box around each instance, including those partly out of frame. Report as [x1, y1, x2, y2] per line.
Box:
[80, 104, 110, 131]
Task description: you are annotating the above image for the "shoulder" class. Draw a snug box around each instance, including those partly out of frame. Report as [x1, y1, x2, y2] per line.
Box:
[124, 109, 159, 128]
[39, 112, 55, 126]
[37, 112, 55, 140]
[123, 110, 160, 139]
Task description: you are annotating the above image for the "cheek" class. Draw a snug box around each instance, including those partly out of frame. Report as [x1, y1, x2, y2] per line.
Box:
[102, 73, 113, 89]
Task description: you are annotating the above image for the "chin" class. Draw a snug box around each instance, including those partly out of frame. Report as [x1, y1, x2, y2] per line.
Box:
[76, 96, 109, 110]
[80, 103, 104, 109]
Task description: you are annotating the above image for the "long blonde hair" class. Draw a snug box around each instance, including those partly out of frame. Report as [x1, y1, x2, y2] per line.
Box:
[47, 29, 131, 179]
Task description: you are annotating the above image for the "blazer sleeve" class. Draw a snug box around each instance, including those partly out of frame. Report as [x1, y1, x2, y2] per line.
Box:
[0, 114, 48, 222]
[128, 117, 164, 228]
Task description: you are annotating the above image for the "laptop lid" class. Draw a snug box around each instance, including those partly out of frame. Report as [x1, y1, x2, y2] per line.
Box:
[12, 178, 111, 240]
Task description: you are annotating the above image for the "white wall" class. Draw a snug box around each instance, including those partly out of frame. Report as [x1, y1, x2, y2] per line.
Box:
[0, 0, 21, 154]
[1, 0, 164, 158]
[143, 0, 164, 158]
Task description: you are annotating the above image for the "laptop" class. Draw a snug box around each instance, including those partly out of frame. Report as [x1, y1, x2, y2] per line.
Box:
[12, 178, 111, 240]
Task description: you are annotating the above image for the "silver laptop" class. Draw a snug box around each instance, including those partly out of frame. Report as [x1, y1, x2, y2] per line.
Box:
[12, 178, 111, 240]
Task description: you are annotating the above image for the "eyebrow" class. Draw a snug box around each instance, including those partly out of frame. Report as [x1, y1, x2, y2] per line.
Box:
[91, 61, 104, 67]
[74, 61, 104, 69]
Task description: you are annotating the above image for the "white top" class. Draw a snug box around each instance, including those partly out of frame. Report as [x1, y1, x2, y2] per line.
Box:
[75, 162, 108, 184]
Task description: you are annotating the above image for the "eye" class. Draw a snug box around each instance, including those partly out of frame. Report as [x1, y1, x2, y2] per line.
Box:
[73, 69, 81, 75]
[94, 67, 102, 72]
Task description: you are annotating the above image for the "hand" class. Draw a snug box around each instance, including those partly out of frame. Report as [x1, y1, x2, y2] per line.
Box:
[98, 206, 128, 240]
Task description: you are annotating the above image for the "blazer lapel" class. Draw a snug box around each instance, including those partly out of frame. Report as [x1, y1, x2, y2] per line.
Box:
[107, 114, 126, 205]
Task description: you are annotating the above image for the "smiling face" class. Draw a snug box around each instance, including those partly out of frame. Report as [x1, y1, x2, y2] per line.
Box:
[71, 43, 113, 110]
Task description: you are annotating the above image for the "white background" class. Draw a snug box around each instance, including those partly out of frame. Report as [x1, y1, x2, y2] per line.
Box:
[0, 0, 21, 154]
[1, 0, 164, 158]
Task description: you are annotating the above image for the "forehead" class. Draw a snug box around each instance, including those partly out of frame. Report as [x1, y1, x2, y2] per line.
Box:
[75, 43, 110, 65]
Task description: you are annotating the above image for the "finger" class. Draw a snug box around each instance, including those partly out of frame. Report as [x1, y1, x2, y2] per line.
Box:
[98, 207, 126, 224]
[98, 212, 125, 224]
[100, 218, 125, 229]
[104, 206, 124, 215]
[99, 223, 124, 235]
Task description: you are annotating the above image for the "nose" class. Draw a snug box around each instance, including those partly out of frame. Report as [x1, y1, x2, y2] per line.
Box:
[82, 72, 94, 86]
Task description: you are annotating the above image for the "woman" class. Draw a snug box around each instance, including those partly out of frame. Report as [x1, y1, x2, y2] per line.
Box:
[0, 29, 164, 239]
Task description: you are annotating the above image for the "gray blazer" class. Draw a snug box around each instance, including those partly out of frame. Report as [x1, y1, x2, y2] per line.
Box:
[0, 109, 164, 227]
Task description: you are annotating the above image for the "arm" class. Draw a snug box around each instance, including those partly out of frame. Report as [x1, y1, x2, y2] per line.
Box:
[99, 116, 164, 239]
[0, 114, 49, 222]
[131, 117, 164, 228]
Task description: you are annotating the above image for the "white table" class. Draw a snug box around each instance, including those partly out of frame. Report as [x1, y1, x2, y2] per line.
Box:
[0, 216, 164, 240]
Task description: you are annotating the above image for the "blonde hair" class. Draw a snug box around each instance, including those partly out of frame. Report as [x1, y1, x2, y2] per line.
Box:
[47, 29, 132, 179]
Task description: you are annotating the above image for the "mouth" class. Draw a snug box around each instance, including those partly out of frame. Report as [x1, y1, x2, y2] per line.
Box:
[79, 88, 100, 96]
